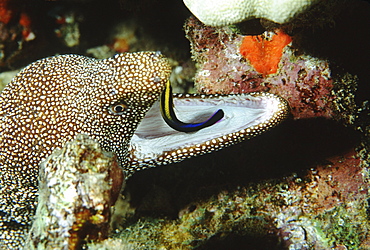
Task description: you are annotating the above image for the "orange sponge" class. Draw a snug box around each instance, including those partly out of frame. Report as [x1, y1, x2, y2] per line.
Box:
[240, 30, 292, 76]
[0, 0, 12, 24]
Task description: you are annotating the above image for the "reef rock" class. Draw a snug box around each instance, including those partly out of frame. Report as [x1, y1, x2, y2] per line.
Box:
[184, 17, 360, 121]
[25, 134, 124, 250]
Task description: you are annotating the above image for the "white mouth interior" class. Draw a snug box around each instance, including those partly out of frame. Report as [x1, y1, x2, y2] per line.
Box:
[131, 94, 281, 156]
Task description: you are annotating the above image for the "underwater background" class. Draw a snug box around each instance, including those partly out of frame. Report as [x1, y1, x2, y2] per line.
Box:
[0, 0, 369, 249]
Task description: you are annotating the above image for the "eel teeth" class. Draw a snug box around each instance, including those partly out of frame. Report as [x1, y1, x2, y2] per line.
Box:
[127, 91, 290, 176]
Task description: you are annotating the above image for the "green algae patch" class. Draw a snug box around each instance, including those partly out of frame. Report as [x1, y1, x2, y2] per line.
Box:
[314, 203, 370, 249]
[116, 186, 280, 249]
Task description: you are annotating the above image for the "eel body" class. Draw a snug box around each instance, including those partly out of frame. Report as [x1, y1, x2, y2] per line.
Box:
[0, 52, 171, 248]
[0, 52, 289, 248]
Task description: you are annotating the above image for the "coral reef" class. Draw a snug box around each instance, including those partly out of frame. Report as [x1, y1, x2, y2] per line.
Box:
[183, 0, 320, 26]
[184, 16, 361, 121]
[0, 0, 12, 25]
[113, 149, 369, 250]
[176, 3, 370, 247]
[87, 238, 134, 250]
[0, 0, 35, 67]
[19, 12, 34, 42]
[273, 150, 369, 249]
[0, 0, 194, 91]
[53, 10, 81, 48]
[167, 2, 369, 248]
[25, 134, 124, 249]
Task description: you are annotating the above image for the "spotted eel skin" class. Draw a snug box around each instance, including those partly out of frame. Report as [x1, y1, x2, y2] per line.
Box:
[0, 51, 290, 248]
[0, 51, 171, 248]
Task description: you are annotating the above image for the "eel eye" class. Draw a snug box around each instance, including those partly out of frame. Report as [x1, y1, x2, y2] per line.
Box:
[109, 102, 128, 115]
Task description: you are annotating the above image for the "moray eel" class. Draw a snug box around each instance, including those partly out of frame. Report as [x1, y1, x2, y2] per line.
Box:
[0, 51, 171, 248]
[0, 52, 289, 248]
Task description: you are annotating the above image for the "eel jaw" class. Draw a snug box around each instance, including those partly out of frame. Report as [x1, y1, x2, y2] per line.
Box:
[125, 92, 289, 177]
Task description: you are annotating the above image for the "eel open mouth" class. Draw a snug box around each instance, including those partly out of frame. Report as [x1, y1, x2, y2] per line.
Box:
[127, 89, 290, 174]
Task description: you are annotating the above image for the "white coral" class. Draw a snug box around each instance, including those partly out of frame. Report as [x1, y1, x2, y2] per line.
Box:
[183, 0, 319, 26]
